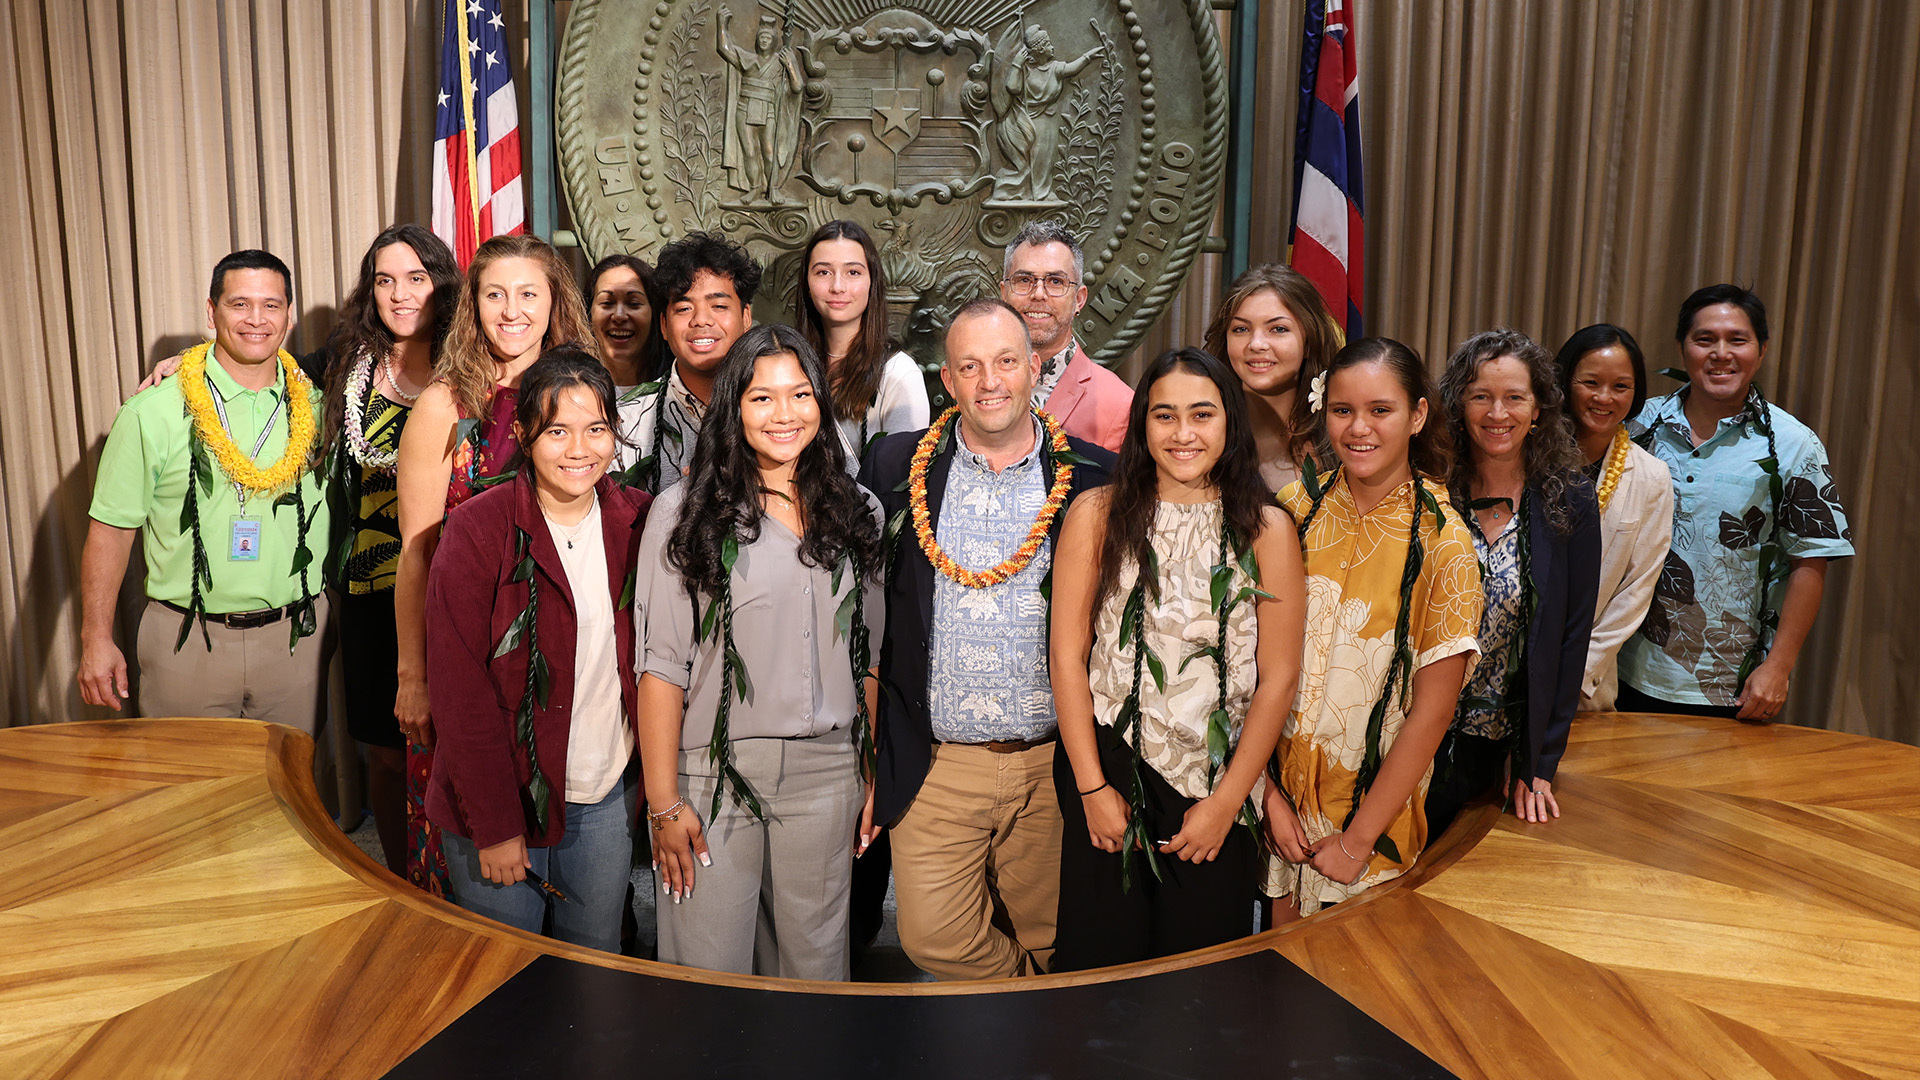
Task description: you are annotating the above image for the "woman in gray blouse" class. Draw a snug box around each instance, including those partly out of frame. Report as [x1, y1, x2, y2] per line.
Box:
[635, 324, 886, 980]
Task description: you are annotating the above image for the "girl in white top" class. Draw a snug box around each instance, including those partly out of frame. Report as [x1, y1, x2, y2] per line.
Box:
[1552, 325, 1674, 711]
[1050, 347, 1305, 969]
[790, 220, 931, 467]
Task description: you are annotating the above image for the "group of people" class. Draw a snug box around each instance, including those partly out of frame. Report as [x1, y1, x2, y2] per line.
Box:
[75, 214, 1852, 981]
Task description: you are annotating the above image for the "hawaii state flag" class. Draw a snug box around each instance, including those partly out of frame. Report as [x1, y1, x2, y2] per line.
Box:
[433, 0, 524, 266]
[1289, 0, 1363, 338]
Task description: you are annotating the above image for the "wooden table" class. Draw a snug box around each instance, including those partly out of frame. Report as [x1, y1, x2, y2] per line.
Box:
[2, 715, 1915, 1079]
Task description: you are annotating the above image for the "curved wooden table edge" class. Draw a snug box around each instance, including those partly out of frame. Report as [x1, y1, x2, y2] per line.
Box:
[257, 719, 1501, 998]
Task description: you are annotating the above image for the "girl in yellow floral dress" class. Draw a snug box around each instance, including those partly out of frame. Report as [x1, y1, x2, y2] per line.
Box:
[1263, 338, 1484, 918]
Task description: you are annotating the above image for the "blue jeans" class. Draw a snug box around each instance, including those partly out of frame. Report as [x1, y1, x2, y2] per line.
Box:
[444, 771, 637, 953]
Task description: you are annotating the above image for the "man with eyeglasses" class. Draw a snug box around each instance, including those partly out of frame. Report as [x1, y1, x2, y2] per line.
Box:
[998, 221, 1132, 452]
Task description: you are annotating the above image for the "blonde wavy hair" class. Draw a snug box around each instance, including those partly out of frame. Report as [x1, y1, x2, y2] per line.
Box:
[438, 235, 593, 420]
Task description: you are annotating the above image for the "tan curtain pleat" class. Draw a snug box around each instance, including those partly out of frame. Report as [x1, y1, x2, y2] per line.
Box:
[2, 0, 1915, 746]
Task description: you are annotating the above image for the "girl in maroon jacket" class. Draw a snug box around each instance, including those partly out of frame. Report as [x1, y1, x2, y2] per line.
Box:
[425, 348, 651, 951]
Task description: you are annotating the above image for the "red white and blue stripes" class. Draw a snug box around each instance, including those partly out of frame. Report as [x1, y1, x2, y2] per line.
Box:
[1290, 0, 1364, 338]
[432, 0, 524, 266]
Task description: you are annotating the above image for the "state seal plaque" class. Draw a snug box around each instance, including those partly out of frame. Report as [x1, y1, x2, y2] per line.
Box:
[557, 0, 1226, 367]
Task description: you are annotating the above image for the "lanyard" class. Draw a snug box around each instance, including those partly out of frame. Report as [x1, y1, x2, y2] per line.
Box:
[206, 372, 285, 511]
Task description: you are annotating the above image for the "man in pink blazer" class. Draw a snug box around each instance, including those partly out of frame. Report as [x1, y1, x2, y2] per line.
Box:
[1000, 222, 1132, 452]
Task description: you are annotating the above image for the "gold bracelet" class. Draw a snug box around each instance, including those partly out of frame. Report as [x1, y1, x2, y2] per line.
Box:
[647, 799, 685, 831]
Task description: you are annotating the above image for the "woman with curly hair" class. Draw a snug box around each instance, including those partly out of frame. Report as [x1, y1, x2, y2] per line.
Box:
[392, 233, 594, 895]
[635, 324, 885, 979]
[1202, 264, 1343, 492]
[1049, 347, 1304, 967]
[1428, 329, 1600, 834]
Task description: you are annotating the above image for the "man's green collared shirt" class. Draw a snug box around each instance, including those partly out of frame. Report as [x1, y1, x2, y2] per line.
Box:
[89, 353, 328, 612]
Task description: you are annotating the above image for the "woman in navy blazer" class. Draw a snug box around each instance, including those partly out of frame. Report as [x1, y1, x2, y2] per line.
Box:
[425, 348, 651, 952]
[1428, 329, 1600, 836]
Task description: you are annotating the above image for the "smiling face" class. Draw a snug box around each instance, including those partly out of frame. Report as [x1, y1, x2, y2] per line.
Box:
[739, 351, 822, 474]
[663, 268, 752, 378]
[942, 307, 1039, 443]
[521, 385, 615, 507]
[591, 266, 652, 372]
[476, 255, 553, 364]
[806, 237, 872, 344]
[1224, 288, 1305, 396]
[206, 267, 293, 367]
[1324, 361, 1427, 490]
[1460, 355, 1538, 465]
[1569, 345, 1637, 439]
[1145, 368, 1227, 496]
[1000, 240, 1084, 358]
[372, 243, 436, 343]
[1682, 302, 1765, 408]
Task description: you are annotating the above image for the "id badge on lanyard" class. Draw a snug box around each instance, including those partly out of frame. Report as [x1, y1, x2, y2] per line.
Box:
[208, 375, 284, 563]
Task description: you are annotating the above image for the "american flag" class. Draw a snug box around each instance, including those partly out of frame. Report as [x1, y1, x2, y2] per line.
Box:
[433, 0, 524, 265]
[1289, 0, 1364, 338]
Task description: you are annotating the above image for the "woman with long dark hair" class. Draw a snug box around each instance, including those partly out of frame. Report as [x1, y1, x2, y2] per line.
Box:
[1428, 329, 1600, 833]
[425, 348, 649, 951]
[393, 233, 595, 895]
[316, 224, 461, 875]
[789, 220, 929, 466]
[1201, 264, 1343, 492]
[587, 253, 668, 390]
[635, 324, 885, 979]
[1552, 325, 1672, 712]
[1261, 338, 1482, 919]
[1050, 348, 1304, 968]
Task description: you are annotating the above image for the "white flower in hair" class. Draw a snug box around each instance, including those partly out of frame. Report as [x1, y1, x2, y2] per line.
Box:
[1307, 370, 1328, 413]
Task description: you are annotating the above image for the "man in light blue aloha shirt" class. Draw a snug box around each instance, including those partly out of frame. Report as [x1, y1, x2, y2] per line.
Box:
[1619, 285, 1853, 721]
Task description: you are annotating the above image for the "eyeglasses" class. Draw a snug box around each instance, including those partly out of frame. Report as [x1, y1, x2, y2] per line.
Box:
[1003, 273, 1079, 298]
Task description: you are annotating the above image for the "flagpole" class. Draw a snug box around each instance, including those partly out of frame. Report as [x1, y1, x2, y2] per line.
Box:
[454, 0, 483, 250]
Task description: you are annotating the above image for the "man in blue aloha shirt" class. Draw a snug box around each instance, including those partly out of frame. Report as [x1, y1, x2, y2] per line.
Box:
[1618, 284, 1853, 722]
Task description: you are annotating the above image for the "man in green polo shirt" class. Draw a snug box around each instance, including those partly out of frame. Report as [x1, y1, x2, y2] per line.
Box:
[77, 249, 331, 733]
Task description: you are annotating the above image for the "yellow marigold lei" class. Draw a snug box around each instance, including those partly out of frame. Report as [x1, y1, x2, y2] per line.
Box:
[179, 341, 317, 495]
[1595, 425, 1631, 512]
[910, 406, 1073, 588]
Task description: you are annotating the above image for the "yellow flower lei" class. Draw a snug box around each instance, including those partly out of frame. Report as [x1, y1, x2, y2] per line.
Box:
[910, 406, 1073, 588]
[1595, 425, 1631, 512]
[179, 341, 318, 496]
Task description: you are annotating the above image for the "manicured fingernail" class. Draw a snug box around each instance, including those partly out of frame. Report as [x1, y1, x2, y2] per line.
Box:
[698, 852, 711, 867]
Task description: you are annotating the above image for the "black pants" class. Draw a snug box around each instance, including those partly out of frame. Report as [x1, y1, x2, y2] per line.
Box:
[1052, 724, 1259, 972]
[1424, 729, 1506, 840]
[1616, 681, 1742, 721]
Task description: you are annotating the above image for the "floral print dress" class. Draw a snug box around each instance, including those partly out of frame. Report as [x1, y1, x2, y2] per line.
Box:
[1265, 475, 1482, 914]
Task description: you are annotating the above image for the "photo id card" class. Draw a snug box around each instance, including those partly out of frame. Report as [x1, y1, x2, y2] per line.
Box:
[229, 516, 262, 561]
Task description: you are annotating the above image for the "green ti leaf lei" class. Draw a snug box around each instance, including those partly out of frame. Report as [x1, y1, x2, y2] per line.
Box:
[833, 548, 878, 782]
[696, 533, 763, 821]
[493, 527, 554, 831]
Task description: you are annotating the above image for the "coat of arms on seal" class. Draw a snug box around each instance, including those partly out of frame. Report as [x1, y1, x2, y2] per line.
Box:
[558, 0, 1226, 365]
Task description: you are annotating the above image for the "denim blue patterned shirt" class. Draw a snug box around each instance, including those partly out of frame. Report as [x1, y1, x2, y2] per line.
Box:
[928, 417, 1057, 743]
[1456, 513, 1525, 739]
[1620, 391, 1853, 706]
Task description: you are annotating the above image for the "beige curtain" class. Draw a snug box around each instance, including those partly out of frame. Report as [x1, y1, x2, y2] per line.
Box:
[5, 1, 1916, 745]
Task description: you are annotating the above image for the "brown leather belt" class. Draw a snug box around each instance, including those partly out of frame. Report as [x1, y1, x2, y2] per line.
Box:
[158, 599, 296, 630]
[945, 733, 1058, 755]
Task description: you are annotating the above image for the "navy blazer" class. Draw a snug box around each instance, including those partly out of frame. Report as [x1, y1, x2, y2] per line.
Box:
[859, 423, 1116, 825]
[1521, 476, 1602, 785]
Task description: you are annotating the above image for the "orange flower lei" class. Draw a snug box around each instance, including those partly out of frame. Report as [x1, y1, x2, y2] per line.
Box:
[910, 406, 1073, 588]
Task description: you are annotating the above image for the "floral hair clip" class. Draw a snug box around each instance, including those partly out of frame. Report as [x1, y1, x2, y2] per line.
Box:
[1307, 370, 1328, 414]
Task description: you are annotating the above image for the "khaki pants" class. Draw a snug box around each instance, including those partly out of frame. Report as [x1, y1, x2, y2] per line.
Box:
[889, 742, 1062, 980]
[136, 595, 329, 735]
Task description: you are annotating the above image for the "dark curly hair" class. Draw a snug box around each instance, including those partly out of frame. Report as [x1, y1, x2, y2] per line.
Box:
[653, 229, 764, 311]
[666, 324, 880, 601]
[1094, 347, 1273, 613]
[1436, 328, 1585, 536]
[318, 225, 462, 458]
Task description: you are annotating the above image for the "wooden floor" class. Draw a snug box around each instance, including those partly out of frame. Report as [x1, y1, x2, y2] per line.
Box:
[1, 714, 1916, 1079]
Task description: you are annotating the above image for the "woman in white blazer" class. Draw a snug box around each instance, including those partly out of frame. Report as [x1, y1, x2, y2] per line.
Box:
[1554, 325, 1675, 711]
